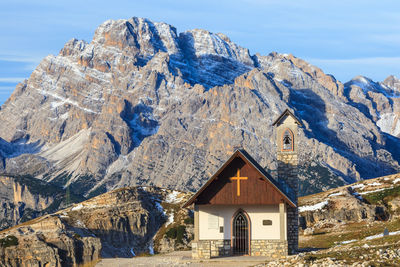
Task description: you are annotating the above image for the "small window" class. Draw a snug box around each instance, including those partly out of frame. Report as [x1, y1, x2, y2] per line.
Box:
[263, 220, 272, 226]
[208, 213, 219, 229]
[282, 129, 294, 151]
[220, 226, 224, 233]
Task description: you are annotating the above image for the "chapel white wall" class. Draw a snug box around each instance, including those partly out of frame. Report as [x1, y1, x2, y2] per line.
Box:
[198, 204, 286, 240]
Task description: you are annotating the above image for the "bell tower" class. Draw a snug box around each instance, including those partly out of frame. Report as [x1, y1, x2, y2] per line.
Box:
[272, 108, 302, 254]
[273, 109, 301, 194]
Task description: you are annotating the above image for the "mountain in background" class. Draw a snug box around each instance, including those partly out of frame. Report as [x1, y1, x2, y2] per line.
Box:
[0, 17, 399, 202]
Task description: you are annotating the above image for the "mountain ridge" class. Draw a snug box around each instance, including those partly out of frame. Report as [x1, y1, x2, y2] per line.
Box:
[0, 16, 399, 199]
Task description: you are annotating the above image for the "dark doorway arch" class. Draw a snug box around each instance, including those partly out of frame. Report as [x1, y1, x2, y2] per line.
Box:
[231, 209, 250, 255]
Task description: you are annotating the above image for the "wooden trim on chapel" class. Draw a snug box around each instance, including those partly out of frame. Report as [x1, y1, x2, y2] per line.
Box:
[279, 202, 285, 240]
[194, 205, 199, 241]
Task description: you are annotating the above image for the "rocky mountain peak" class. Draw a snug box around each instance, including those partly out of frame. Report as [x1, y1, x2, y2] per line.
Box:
[92, 17, 180, 57]
[179, 28, 254, 66]
[283, 53, 344, 98]
[345, 75, 400, 96]
[345, 75, 377, 91]
[344, 75, 400, 98]
[0, 16, 399, 199]
[383, 75, 400, 92]
[343, 75, 400, 137]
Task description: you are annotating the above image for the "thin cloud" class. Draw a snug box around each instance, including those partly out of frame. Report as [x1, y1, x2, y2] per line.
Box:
[305, 57, 400, 82]
[307, 57, 400, 65]
[368, 34, 400, 46]
[0, 54, 41, 73]
[0, 54, 42, 63]
[0, 77, 26, 83]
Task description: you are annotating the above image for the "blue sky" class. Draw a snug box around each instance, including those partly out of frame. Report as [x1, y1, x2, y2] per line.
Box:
[1, 0, 399, 105]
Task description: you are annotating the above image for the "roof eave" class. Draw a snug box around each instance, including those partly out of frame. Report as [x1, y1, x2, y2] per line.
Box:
[272, 109, 303, 127]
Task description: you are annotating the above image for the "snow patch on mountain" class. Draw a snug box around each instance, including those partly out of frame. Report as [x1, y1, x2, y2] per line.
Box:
[299, 200, 329, 212]
[165, 212, 174, 227]
[71, 203, 83, 211]
[359, 187, 393, 195]
[365, 230, 400, 240]
[340, 239, 357, 245]
[37, 89, 98, 114]
[328, 192, 343, 197]
[377, 113, 400, 136]
[351, 184, 365, 190]
[165, 190, 185, 204]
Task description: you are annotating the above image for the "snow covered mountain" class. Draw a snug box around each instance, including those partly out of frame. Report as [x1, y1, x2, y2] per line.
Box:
[344, 75, 400, 137]
[0, 17, 399, 198]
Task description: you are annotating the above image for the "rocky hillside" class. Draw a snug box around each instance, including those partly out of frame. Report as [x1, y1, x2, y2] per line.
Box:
[299, 172, 400, 233]
[0, 17, 399, 199]
[293, 172, 400, 266]
[0, 186, 193, 266]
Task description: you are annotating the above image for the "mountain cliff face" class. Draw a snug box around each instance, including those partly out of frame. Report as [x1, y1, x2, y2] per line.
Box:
[0, 186, 192, 266]
[0, 176, 54, 230]
[0, 175, 84, 231]
[0, 17, 399, 198]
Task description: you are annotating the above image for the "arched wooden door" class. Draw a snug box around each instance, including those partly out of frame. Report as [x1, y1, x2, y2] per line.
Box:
[232, 210, 250, 255]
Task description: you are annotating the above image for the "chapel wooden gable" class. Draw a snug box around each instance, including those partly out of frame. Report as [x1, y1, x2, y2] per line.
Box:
[183, 149, 296, 207]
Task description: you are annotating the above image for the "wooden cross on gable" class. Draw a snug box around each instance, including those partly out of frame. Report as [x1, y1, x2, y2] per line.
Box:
[230, 169, 248, 196]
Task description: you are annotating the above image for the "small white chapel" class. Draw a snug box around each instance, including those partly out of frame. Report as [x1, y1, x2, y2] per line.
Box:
[183, 109, 302, 259]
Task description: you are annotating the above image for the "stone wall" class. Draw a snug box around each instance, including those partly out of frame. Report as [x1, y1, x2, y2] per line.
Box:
[210, 240, 231, 257]
[250, 239, 288, 258]
[277, 152, 299, 255]
[192, 239, 289, 259]
[287, 206, 298, 254]
[277, 153, 299, 195]
[192, 240, 230, 259]
[192, 240, 210, 259]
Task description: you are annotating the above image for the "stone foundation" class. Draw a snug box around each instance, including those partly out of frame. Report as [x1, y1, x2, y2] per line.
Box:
[250, 240, 288, 258]
[192, 240, 211, 259]
[192, 239, 289, 259]
[210, 240, 231, 257]
[192, 240, 231, 259]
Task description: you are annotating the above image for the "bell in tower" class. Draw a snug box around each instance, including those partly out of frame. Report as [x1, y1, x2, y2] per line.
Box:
[282, 129, 294, 151]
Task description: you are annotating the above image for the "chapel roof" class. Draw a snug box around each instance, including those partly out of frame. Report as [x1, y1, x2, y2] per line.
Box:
[182, 148, 297, 208]
[272, 108, 303, 126]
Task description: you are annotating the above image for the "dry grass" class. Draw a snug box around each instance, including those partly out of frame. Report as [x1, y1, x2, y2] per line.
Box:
[300, 218, 400, 265]
[153, 202, 193, 253]
[300, 219, 400, 249]
[303, 242, 400, 266]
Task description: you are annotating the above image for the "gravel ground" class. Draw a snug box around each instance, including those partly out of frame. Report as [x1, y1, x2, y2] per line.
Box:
[95, 251, 273, 267]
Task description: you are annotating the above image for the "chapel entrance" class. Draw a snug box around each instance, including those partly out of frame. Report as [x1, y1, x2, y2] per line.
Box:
[232, 211, 249, 255]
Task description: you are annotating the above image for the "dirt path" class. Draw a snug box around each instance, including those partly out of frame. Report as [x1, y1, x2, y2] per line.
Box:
[95, 251, 271, 267]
